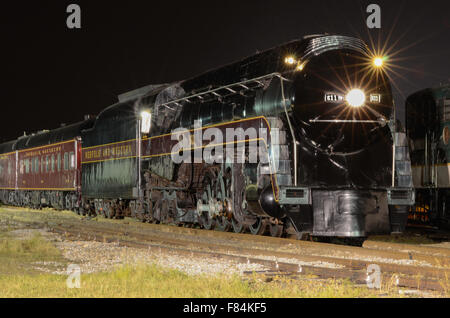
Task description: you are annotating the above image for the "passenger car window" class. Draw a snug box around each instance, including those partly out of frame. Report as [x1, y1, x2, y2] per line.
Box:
[69, 152, 75, 170]
[64, 153, 68, 170]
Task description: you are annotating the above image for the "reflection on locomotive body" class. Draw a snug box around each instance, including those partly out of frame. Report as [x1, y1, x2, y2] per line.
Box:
[0, 35, 415, 243]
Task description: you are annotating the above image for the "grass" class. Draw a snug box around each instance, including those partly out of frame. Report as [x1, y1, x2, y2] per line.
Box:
[0, 263, 402, 298]
[0, 232, 66, 276]
[0, 227, 404, 298]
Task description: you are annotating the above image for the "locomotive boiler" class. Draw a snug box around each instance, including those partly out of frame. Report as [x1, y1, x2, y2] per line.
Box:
[0, 34, 415, 242]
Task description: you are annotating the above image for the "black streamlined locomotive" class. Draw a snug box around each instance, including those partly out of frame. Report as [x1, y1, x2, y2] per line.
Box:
[0, 34, 415, 243]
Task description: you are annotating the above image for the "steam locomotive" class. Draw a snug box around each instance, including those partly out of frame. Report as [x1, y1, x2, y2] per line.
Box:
[406, 83, 450, 229]
[0, 34, 415, 242]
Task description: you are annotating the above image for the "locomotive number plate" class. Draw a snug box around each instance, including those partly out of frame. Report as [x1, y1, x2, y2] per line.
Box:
[324, 93, 344, 103]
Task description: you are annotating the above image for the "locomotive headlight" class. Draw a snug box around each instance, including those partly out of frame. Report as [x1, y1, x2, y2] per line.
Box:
[141, 111, 152, 134]
[373, 57, 384, 68]
[345, 89, 366, 107]
[284, 56, 296, 65]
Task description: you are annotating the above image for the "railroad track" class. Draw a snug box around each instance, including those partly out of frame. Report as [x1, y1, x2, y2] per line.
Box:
[43, 218, 450, 294]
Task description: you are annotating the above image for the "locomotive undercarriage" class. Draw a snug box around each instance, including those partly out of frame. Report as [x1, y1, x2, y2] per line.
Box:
[81, 198, 129, 219]
[121, 161, 288, 237]
[0, 189, 79, 211]
[120, 166, 411, 241]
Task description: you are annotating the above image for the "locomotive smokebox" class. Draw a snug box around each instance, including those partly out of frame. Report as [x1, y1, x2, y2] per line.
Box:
[258, 186, 284, 219]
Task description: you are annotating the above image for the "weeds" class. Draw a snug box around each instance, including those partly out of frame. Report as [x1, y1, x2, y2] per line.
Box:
[0, 264, 400, 298]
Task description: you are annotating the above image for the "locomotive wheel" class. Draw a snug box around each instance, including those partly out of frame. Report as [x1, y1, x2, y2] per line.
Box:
[100, 204, 106, 218]
[216, 216, 231, 232]
[169, 200, 179, 225]
[199, 174, 216, 230]
[103, 202, 111, 219]
[153, 199, 162, 224]
[65, 195, 72, 210]
[106, 208, 114, 219]
[231, 164, 250, 234]
[231, 217, 247, 233]
[135, 200, 145, 222]
[144, 200, 154, 223]
[160, 200, 169, 224]
[269, 223, 283, 237]
[249, 217, 267, 236]
[214, 174, 231, 232]
[108, 205, 114, 218]
[201, 214, 215, 230]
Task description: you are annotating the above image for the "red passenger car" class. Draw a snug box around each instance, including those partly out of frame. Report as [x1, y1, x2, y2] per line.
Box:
[0, 120, 94, 209]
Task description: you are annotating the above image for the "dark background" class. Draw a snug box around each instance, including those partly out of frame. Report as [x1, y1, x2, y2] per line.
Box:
[1, 0, 449, 142]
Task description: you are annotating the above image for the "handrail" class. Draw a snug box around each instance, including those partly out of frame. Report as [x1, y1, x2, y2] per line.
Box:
[157, 73, 291, 109]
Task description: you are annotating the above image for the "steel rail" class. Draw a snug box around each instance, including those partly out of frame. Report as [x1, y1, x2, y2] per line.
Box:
[49, 225, 449, 293]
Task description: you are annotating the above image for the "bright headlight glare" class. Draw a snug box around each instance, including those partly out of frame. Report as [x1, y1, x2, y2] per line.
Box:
[345, 89, 366, 107]
[284, 56, 296, 65]
[373, 57, 384, 68]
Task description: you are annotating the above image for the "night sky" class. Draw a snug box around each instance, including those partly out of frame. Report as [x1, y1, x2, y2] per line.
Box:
[1, 0, 449, 142]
